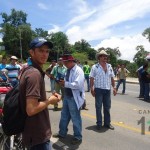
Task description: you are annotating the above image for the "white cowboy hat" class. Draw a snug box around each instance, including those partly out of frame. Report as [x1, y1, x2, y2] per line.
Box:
[96, 50, 108, 59]
[10, 56, 18, 60]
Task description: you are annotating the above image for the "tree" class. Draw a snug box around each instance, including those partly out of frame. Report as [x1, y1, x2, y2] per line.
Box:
[0, 9, 30, 27]
[87, 48, 96, 60]
[0, 9, 32, 59]
[33, 28, 49, 38]
[142, 27, 150, 42]
[73, 39, 96, 60]
[74, 39, 91, 53]
[50, 32, 70, 60]
[133, 45, 149, 67]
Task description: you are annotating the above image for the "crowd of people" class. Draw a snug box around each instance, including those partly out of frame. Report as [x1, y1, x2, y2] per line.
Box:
[0, 36, 149, 150]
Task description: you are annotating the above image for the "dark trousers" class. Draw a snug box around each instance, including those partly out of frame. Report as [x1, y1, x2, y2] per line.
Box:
[139, 80, 145, 97]
[95, 88, 111, 126]
[144, 83, 149, 101]
[116, 79, 126, 94]
[85, 75, 90, 91]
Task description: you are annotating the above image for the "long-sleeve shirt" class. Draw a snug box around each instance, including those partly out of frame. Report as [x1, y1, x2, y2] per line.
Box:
[64, 64, 85, 109]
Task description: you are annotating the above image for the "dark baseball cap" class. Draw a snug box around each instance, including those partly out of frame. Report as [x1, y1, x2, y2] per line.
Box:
[62, 54, 75, 62]
[30, 37, 53, 49]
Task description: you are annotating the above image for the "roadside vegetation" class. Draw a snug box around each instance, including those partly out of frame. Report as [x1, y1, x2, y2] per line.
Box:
[0, 9, 150, 77]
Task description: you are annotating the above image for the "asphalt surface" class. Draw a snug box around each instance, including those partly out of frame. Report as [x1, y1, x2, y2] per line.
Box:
[45, 77, 150, 150]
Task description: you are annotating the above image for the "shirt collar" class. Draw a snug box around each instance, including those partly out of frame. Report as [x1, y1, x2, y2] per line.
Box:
[31, 58, 45, 78]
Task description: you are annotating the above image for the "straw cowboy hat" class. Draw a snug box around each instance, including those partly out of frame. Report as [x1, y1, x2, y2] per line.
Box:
[96, 50, 108, 59]
[10, 56, 18, 60]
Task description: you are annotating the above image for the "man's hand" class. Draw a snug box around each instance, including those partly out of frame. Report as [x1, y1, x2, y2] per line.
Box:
[48, 93, 62, 105]
[58, 79, 65, 87]
[91, 88, 95, 97]
[113, 88, 117, 96]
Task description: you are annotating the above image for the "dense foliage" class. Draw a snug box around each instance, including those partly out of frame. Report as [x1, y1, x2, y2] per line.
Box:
[1, 9, 150, 77]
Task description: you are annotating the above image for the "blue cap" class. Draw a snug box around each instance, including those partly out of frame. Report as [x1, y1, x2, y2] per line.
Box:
[30, 37, 53, 49]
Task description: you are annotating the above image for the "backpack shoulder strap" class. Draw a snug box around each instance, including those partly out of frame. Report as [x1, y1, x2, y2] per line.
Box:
[18, 66, 32, 80]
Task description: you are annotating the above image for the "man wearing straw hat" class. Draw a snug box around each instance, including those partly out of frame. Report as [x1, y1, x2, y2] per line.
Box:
[90, 50, 117, 130]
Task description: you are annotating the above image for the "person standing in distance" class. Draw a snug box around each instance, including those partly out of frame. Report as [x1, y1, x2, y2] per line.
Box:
[19, 37, 61, 150]
[90, 50, 117, 130]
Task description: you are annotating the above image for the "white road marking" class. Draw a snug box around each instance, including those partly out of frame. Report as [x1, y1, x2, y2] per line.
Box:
[51, 137, 69, 149]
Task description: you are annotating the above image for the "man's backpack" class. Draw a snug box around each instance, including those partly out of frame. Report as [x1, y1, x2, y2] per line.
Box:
[2, 66, 29, 136]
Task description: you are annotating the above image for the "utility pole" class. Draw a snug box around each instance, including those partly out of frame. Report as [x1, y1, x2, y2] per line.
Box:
[19, 29, 23, 63]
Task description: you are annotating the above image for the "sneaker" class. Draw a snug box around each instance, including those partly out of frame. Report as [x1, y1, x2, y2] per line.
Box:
[104, 124, 115, 130]
[52, 133, 64, 138]
[71, 138, 82, 145]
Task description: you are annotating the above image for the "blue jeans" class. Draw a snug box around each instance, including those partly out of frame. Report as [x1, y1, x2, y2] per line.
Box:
[85, 75, 90, 91]
[29, 140, 51, 150]
[144, 83, 149, 100]
[59, 96, 82, 140]
[116, 79, 126, 94]
[95, 88, 111, 126]
[50, 79, 55, 92]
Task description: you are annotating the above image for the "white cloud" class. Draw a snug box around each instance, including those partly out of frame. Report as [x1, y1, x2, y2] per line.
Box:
[94, 34, 150, 62]
[70, 0, 91, 14]
[48, 25, 61, 34]
[65, 0, 150, 43]
[66, 9, 96, 27]
[37, 3, 48, 10]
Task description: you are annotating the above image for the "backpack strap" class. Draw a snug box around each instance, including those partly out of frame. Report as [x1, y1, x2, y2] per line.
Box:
[18, 66, 32, 80]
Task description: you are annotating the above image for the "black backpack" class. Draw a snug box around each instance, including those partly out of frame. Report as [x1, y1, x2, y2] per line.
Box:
[2, 66, 29, 136]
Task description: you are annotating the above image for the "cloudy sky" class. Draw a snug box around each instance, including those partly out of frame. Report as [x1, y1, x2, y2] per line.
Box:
[0, 0, 150, 61]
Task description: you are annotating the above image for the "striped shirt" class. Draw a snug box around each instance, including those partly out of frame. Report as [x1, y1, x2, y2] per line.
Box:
[5, 64, 21, 81]
[90, 63, 114, 90]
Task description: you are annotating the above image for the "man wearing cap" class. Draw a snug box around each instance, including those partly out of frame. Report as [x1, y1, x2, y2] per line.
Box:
[50, 58, 67, 111]
[5, 55, 21, 87]
[53, 54, 85, 145]
[19, 37, 61, 150]
[90, 50, 117, 130]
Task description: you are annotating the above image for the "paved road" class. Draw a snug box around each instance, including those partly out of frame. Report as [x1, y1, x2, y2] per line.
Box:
[45, 77, 150, 150]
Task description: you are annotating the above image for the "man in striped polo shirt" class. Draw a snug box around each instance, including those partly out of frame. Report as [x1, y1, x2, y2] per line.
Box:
[5, 56, 21, 87]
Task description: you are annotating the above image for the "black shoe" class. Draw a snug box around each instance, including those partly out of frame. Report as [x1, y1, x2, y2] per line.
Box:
[138, 96, 144, 98]
[104, 124, 114, 130]
[71, 138, 82, 145]
[54, 107, 59, 111]
[96, 125, 102, 130]
[81, 107, 89, 110]
[52, 133, 64, 138]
